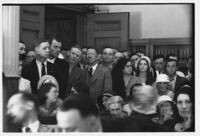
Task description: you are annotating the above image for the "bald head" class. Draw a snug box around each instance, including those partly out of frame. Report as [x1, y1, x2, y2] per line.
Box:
[102, 48, 114, 64]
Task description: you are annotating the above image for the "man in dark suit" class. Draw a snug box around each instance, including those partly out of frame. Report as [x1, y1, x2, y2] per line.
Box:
[7, 92, 55, 132]
[66, 45, 88, 96]
[165, 58, 188, 93]
[48, 37, 69, 99]
[86, 47, 112, 102]
[21, 38, 61, 95]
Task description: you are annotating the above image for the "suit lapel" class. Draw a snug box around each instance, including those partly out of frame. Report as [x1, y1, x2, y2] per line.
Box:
[90, 64, 101, 83]
[32, 60, 40, 81]
[47, 62, 54, 75]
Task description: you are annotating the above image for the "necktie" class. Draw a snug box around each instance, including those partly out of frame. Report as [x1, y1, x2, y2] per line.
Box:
[25, 127, 31, 132]
[89, 67, 93, 77]
[41, 63, 46, 76]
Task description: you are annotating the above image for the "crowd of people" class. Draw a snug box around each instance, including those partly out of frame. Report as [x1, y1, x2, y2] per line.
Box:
[5, 36, 194, 132]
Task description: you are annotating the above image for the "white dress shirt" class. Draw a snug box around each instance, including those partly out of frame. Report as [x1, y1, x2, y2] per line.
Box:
[91, 63, 98, 75]
[22, 120, 40, 133]
[47, 58, 56, 64]
[170, 74, 177, 91]
[36, 59, 47, 78]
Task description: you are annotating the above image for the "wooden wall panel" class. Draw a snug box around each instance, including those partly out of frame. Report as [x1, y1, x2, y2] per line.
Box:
[20, 6, 45, 51]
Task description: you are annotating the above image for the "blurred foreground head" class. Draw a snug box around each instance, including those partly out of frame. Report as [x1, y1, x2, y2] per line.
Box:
[132, 85, 157, 113]
[56, 94, 102, 132]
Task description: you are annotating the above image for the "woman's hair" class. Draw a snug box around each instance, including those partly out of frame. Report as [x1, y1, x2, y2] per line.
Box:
[111, 58, 131, 99]
[114, 58, 130, 72]
[37, 82, 57, 105]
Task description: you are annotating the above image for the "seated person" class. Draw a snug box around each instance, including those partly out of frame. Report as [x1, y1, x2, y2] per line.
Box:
[152, 95, 175, 130]
[97, 90, 116, 116]
[37, 82, 62, 124]
[107, 96, 127, 118]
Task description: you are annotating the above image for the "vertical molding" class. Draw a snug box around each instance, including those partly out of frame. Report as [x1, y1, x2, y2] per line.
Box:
[3, 6, 20, 77]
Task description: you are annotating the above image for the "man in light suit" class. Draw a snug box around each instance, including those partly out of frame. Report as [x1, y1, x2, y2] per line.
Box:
[86, 47, 112, 102]
[7, 92, 55, 132]
[21, 38, 61, 95]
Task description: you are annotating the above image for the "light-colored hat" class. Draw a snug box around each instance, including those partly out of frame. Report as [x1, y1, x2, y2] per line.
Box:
[157, 95, 173, 107]
[156, 74, 170, 83]
[135, 56, 151, 69]
[37, 75, 59, 90]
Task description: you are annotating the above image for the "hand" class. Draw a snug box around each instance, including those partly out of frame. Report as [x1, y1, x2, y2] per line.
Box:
[163, 110, 173, 121]
[184, 113, 192, 129]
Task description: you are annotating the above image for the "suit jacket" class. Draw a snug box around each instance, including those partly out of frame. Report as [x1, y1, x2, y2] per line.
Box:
[53, 58, 69, 99]
[67, 65, 88, 96]
[21, 59, 61, 95]
[174, 75, 188, 93]
[87, 63, 112, 102]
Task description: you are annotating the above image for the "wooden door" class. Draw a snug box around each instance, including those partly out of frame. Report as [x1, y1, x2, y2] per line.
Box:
[20, 6, 45, 51]
[87, 13, 129, 52]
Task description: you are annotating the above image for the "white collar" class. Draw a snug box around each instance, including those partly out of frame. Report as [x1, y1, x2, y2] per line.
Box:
[92, 63, 98, 71]
[47, 58, 56, 63]
[22, 120, 40, 133]
[36, 59, 47, 66]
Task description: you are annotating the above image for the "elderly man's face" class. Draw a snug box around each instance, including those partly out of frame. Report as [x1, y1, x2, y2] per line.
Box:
[69, 48, 82, 64]
[7, 94, 28, 124]
[56, 109, 96, 132]
[102, 48, 114, 64]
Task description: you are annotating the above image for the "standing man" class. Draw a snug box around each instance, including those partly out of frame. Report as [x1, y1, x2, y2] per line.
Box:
[101, 46, 115, 69]
[165, 58, 188, 93]
[153, 54, 165, 76]
[86, 47, 112, 102]
[48, 37, 69, 99]
[7, 92, 54, 132]
[21, 38, 61, 94]
[67, 45, 88, 96]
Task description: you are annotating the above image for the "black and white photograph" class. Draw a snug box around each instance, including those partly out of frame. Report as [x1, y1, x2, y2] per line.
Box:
[1, 0, 199, 134]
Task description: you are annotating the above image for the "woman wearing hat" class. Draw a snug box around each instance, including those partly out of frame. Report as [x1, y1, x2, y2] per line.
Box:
[152, 95, 175, 130]
[155, 74, 174, 99]
[37, 82, 62, 124]
[135, 56, 155, 85]
[97, 90, 116, 116]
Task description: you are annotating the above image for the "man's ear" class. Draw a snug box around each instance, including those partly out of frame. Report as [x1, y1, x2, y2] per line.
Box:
[34, 47, 38, 54]
[26, 101, 34, 110]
